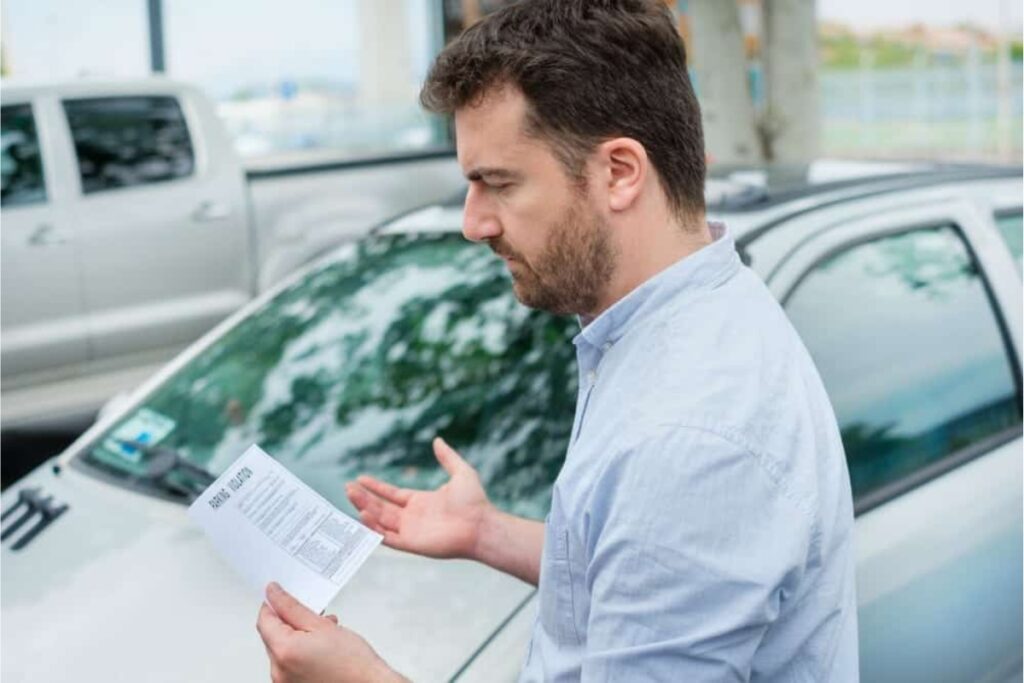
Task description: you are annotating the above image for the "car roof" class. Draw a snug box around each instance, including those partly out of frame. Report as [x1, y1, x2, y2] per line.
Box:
[379, 160, 1021, 241]
[706, 159, 1021, 213]
[0, 76, 196, 101]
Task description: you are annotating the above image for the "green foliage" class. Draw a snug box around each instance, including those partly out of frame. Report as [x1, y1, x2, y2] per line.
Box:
[820, 34, 923, 70]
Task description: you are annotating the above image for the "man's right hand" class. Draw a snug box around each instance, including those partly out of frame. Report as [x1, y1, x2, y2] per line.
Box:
[347, 436, 546, 585]
[346, 437, 493, 561]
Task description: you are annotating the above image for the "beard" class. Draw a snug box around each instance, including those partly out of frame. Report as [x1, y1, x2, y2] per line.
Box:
[489, 195, 616, 316]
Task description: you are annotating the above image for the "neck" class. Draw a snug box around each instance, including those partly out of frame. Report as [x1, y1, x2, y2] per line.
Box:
[587, 208, 711, 320]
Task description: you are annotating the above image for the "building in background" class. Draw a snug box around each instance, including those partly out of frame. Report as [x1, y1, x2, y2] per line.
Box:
[1, 0, 1021, 165]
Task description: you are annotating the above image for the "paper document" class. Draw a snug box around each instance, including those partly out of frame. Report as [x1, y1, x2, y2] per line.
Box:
[188, 444, 382, 613]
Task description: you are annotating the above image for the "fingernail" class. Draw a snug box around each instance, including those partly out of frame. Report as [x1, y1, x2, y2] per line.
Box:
[267, 582, 281, 594]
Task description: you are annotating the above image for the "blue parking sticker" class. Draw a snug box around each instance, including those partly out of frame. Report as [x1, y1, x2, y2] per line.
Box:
[101, 408, 177, 464]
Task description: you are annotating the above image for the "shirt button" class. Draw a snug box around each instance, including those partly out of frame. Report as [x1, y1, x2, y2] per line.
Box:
[602, 342, 612, 352]
[587, 369, 597, 385]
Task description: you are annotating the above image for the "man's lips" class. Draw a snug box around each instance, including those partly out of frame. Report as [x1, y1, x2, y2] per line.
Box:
[490, 247, 517, 263]
[488, 241, 526, 269]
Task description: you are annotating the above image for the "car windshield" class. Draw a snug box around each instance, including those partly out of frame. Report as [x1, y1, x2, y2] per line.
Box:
[75, 231, 579, 519]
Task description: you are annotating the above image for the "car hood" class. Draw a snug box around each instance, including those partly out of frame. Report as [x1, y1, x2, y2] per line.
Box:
[1, 460, 534, 683]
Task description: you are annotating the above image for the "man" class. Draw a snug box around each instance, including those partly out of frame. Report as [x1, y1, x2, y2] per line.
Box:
[256, 1, 859, 681]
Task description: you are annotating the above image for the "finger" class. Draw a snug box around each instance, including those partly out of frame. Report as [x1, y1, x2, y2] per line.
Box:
[349, 484, 402, 532]
[359, 509, 400, 537]
[357, 509, 388, 536]
[346, 482, 387, 517]
[353, 475, 413, 506]
[359, 517, 411, 552]
[433, 437, 467, 477]
[265, 583, 328, 632]
[257, 602, 294, 653]
[380, 529, 409, 550]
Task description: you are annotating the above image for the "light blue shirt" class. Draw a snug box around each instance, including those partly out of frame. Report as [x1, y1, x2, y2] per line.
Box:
[519, 223, 859, 682]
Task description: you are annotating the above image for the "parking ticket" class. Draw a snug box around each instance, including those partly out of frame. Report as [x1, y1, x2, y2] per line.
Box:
[188, 444, 382, 613]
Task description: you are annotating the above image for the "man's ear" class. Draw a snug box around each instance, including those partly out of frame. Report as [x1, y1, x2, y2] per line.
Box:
[596, 137, 647, 213]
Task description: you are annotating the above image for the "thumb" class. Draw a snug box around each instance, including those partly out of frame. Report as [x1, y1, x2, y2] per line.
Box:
[433, 437, 468, 477]
[265, 582, 327, 632]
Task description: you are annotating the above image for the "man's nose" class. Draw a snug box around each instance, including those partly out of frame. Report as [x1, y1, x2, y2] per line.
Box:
[462, 184, 502, 242]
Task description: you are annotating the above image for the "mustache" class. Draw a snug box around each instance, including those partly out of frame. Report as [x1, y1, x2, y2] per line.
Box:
[487, 239, 525, 262]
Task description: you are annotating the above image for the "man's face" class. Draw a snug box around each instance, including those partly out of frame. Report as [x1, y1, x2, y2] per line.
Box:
[455, 87, 616, 316]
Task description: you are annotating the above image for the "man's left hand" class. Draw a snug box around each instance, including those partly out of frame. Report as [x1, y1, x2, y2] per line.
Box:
[256, 582, 406, 683]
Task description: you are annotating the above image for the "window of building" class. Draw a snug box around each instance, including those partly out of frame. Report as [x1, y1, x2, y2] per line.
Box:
[164, 0, 449, 160]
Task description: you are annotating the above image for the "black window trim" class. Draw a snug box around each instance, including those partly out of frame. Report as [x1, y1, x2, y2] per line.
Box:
[62, 95, 197, 196]
[1, 101, 49, 207]
[993, 206, 1024, 219]
[780, 220, 1024, 517]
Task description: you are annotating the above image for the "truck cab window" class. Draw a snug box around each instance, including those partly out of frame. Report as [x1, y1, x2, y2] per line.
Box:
[1, 104, 47, 207]
[63, 96, 194, 194]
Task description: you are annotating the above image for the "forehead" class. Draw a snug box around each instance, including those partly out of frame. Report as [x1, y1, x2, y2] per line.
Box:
[454, 86, 548, 173]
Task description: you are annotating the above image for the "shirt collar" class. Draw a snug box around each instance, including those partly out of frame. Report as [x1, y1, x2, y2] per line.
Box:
[574, 221, 739, 351]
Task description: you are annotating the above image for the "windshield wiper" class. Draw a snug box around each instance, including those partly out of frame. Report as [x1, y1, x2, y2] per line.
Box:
[117, 439, 216, 502]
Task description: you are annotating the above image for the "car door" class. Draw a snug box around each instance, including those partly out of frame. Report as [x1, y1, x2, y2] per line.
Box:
[769, 199, 1023, 682]
[1, 98, 90, 381]
[58, 92, 251, 362]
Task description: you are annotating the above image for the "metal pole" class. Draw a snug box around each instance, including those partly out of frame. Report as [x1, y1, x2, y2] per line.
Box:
[148, 0, 165, 73]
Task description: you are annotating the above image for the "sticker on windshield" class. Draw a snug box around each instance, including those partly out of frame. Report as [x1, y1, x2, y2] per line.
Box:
[102, 408, 177, 464]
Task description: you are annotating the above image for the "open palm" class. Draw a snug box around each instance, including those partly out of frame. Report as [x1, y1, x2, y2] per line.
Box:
[345, 437, 493, 560]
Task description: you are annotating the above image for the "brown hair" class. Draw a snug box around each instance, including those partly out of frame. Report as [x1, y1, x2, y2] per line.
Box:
[421, 0, 706, 218]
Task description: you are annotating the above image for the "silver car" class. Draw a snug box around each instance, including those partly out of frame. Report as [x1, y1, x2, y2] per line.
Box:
[2, 161, 1021, 682]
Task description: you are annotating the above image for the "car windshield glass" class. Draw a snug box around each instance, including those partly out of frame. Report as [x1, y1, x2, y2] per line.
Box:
[76, 232, 579, 518]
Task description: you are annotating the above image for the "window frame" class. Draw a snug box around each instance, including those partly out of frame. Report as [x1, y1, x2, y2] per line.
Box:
[1, 101, 49, 208]
[61, 95, 197, 196]
[771, 204, 1023, 516]
[992, 206, 1023, 271]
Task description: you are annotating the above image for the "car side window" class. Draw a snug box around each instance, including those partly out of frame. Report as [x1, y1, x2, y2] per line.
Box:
[784, 225, 1021, 505]
[63, 96, 194, 194]
[1, 104, 47, 207]
[994, 210, 1022, 273]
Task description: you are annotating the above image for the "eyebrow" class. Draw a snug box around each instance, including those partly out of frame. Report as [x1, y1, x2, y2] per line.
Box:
[465, 167, 523, 183]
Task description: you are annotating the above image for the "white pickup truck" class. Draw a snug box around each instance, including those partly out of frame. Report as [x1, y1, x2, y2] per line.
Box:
[1, 78, 465, 429]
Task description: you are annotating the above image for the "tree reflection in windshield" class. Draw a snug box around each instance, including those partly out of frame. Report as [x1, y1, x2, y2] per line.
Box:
[83, 233, 579, 518]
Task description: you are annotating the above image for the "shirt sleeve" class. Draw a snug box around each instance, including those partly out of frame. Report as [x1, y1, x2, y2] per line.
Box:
[580, 425, 813, 682]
